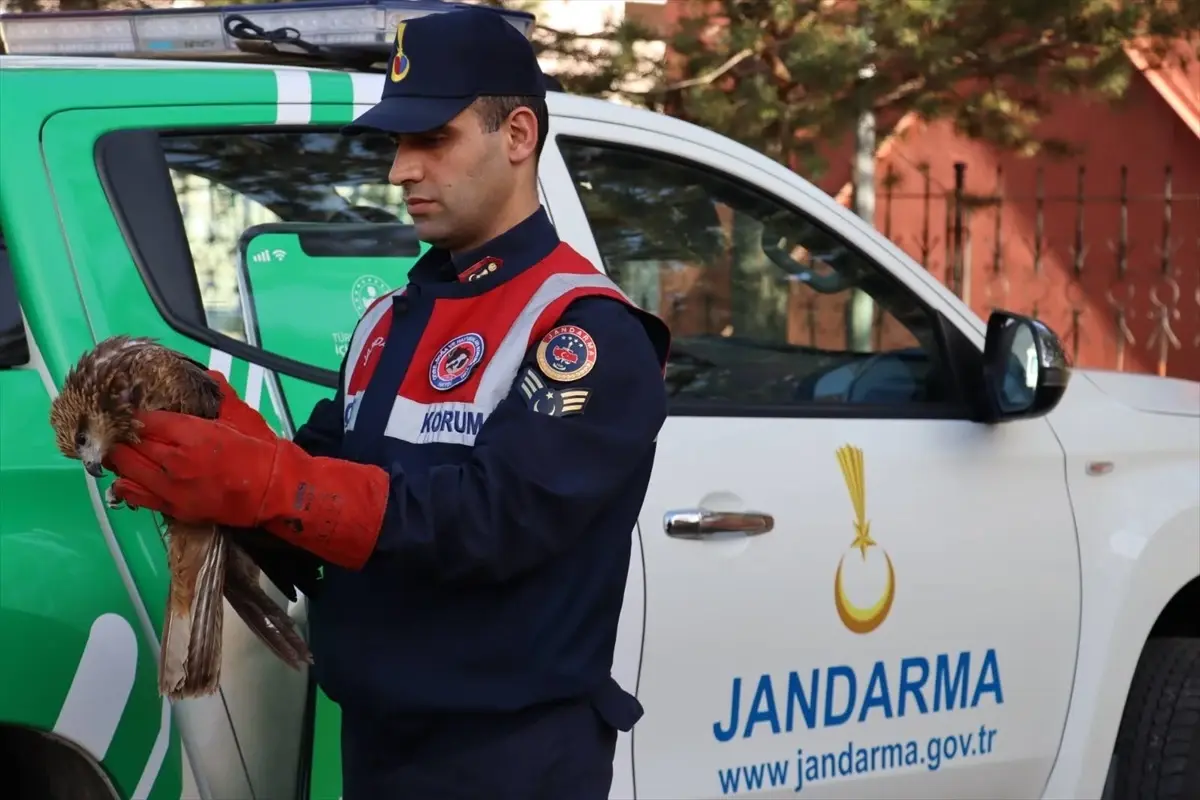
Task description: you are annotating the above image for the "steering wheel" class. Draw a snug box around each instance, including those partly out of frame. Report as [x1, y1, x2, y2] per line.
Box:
[842, 351, 897, 402]
[323, 205, 404, 224]
[761, 230, 852, 294]
[664, 346, 719, 397]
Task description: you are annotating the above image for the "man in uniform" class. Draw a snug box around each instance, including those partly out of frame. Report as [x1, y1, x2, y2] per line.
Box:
[106, 5, 671, 799]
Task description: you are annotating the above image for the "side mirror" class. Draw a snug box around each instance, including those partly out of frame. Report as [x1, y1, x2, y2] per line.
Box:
[980, 310, 1071, 423]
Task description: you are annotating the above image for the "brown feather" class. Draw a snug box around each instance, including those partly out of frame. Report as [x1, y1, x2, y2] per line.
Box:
[49, 335, 313, 699]
[225, 541, 312, 670]
[161, 520, 227, 699]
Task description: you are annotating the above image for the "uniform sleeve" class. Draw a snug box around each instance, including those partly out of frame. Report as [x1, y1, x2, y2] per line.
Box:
[292, 352, 346, 459]
[372, 295, 667, 583]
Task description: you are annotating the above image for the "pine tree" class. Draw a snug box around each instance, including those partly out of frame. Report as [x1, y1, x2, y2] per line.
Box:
[475, 0, 663, 100]
[676, 1, 1198, 173]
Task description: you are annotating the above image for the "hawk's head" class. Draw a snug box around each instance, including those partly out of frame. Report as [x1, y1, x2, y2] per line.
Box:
[49, 337, 149, 477]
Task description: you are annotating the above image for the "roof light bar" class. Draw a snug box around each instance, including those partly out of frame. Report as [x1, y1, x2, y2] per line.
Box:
[0, 0, 535, 59]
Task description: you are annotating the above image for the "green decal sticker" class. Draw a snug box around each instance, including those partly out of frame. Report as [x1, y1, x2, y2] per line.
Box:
[238, 223, 425, 418]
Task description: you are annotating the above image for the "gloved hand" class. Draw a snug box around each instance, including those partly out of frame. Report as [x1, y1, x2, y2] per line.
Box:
[107, 409, 390, 570]
[205, 369, 278, 443]
[106, 370, 276, 504]
[200, 370, 326, 599]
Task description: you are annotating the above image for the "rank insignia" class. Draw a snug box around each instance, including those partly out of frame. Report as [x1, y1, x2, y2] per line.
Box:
[535, 325, 596, 382]
[430, 332, 485, 391]
[459, 257, 502, 283]
[519, 367, 591, 417]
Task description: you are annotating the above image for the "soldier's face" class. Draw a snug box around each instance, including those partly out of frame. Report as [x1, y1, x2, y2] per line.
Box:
[388, 103, 538, 253]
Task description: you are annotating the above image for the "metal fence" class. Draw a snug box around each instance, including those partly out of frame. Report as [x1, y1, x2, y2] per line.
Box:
[876, 161, 1200, 381]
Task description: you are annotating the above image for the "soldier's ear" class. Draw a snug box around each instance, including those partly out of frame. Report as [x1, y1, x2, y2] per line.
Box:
[505, 106, 539, 165]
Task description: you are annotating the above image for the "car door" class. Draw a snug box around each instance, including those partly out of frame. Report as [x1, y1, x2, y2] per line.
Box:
[37, 82, 427, 800]
[539, 115, 1082, 799]
[41, 98, 355, 800]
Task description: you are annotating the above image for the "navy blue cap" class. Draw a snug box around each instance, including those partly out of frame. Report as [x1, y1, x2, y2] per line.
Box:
[343, 6, 546, 136]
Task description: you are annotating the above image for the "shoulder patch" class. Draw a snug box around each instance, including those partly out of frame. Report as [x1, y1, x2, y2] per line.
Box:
[519, 367, 591, 417]
[536, 325, 597, 382]
[430, 333, 485, 391]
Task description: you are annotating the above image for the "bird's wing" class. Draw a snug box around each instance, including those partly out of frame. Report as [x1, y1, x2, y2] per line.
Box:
[133, 348, 222, 419]
[224, 540, 313, 670]
[171, 354, 223, 419]
[223, 525, 329, 603]
[159, 520, 227, 699]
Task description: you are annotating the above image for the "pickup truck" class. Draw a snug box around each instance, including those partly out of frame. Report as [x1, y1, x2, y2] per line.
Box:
[0, 2, 1197, 799]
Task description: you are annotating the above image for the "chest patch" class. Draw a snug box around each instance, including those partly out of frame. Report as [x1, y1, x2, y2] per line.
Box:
[429, 332, 486, 391]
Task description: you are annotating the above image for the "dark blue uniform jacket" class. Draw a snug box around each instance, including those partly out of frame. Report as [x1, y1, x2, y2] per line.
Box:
[294, 207, 670, 733]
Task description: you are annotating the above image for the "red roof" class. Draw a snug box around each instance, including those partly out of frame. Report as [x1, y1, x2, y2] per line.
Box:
[1125, 36, 1200, 140]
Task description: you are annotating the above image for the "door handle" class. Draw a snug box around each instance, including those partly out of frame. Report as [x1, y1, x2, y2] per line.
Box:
[663, 508, 775, 539]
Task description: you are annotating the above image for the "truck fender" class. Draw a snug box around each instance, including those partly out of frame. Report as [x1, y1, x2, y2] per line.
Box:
[1042, 502, 1200, 799]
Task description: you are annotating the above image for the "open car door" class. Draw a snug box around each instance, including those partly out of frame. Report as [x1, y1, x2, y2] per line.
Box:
[45, 100, 427, 800]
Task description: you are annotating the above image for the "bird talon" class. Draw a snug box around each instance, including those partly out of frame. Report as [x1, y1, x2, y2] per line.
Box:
[104, 485, 125, 509]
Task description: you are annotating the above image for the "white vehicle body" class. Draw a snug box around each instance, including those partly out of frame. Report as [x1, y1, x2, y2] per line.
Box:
[532, 89, 1200, 800]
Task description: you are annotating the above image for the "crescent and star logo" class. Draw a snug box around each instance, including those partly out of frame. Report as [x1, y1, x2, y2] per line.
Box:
[535, 325, 597, 383]
[833, 444, 896, 634]
[389, 22, 411, 83]
[707, 444, 1004, 773]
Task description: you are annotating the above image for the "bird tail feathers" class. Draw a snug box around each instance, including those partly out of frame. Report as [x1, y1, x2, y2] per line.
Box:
[160, 522, 227, 699]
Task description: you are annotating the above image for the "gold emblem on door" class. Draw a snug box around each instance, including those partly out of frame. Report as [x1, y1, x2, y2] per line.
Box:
[833, 444, 895, 634]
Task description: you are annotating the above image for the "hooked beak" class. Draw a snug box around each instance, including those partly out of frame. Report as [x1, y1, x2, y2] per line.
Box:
[78, 439, 105, 478]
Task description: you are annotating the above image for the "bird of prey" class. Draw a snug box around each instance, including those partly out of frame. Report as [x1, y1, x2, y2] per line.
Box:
[48, 334, 312, 699]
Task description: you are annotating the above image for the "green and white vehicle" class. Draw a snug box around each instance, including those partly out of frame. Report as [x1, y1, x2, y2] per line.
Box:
[1, 2, 1198, 799]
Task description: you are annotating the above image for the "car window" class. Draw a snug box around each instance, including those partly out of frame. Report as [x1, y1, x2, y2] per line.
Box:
[161, 130, 420, 346]
[151, 129, 430, 422]
[557, 137, 963, 415]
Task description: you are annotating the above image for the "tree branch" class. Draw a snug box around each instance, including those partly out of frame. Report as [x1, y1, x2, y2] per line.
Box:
[650, 48, 755, 92]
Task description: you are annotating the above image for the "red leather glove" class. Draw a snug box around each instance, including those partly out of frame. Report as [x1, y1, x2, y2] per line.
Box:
[108, 410, 390, 570]
[102, 369, 275, 498]
[205, 369, 278, 443]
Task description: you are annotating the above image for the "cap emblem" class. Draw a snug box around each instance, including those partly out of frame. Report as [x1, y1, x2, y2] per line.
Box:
[389, 22, 411, 83]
